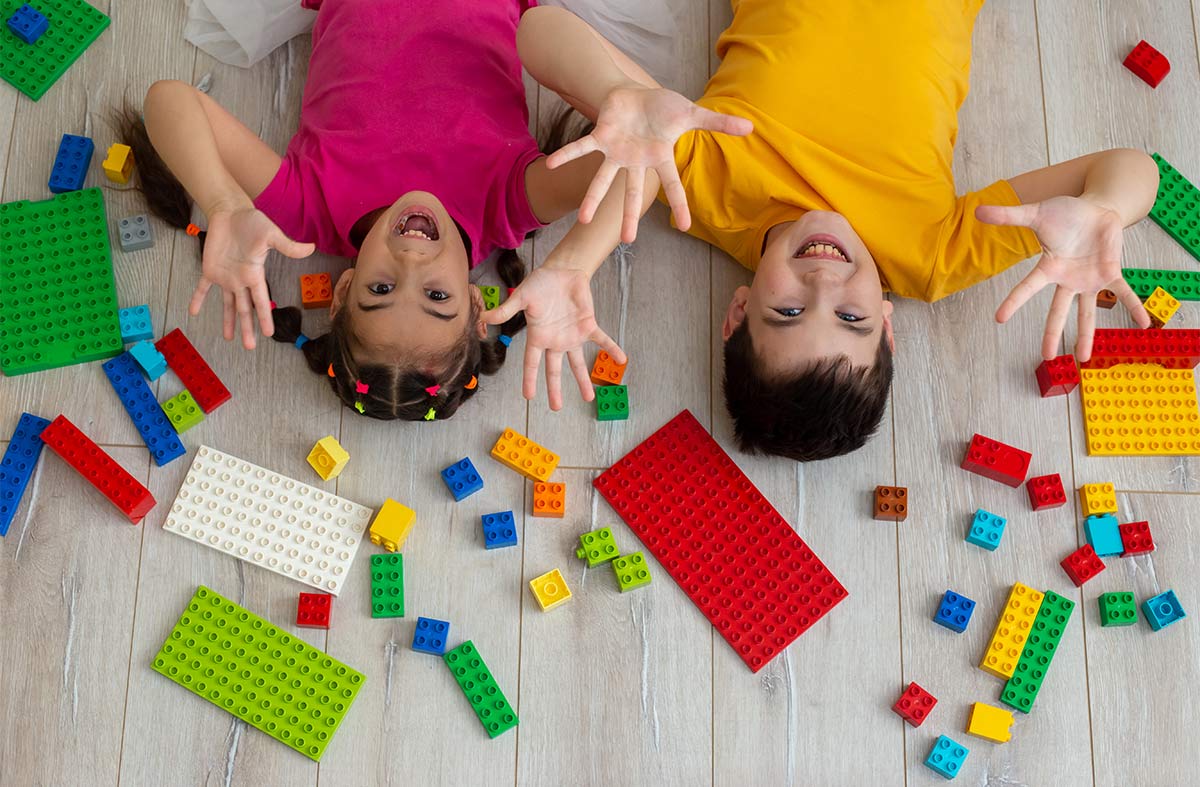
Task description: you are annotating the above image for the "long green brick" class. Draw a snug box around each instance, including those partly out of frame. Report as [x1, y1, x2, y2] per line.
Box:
[0, 188, 122, 375]
[999, 590, 1074, 713]
[443, 640, 518, 738]
[151, 586, 365, 761]
[1123, 268, 1200, 300]
[1150, 153, 1200, 262]
[0, 0, 110, 101]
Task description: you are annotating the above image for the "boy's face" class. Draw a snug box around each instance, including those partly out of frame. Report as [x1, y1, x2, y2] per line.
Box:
[723, 210, 895, 374]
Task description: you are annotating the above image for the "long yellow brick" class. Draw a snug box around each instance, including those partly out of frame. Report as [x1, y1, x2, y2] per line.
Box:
[979, 583, 1044, 679]
[491, 428, 559, 482]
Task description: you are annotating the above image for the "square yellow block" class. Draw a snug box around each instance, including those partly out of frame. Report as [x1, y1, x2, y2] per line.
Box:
[967, 702, 1014, 743]
[1078, 483, 1118, 517]
[369, 499, 415, 552]
[529, 568, 572, 611]
[102, 143, 134, 184]
[1144, 286, 1180, 328]
[307, 436, 350, 480]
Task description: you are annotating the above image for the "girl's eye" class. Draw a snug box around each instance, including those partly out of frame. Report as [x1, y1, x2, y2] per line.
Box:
[837, 312, 864, 323]
[368, 283, 394, 296]
[427, 290, 449, 302]
[775, 307, 803, 318]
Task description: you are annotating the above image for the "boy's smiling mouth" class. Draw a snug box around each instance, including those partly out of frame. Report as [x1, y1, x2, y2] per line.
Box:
[393, 207, 440, 241]
[794, 233, 851, 263]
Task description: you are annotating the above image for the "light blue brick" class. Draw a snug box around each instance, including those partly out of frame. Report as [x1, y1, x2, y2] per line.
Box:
[1084, 514, 1123, 557]
[1143, 590, 1186, 631]
[119, 305, 153, 344]
[965, 509, 1006, 551]
[128, 340, 166, 380]
[924, 735, 968, 779]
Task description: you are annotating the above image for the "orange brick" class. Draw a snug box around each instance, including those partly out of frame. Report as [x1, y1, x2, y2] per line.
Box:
[873, 486, 908, 521]
[300, 273, 333, 309]
[532, 482, 565, 518]
[590, 351, 627, 386]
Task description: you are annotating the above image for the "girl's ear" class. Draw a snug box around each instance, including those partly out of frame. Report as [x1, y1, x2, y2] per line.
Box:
[331, 268, 355, 317]
[470, 285, 488, 340]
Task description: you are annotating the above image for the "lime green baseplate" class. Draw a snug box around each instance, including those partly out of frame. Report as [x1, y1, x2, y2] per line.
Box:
[0, 0, 110, 101]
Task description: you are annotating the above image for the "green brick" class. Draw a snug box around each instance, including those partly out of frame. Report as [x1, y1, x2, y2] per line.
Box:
[161, 390, 204, 433]
[595, 384, 629, 421]
[1122, 268, 1200, 301]
[0, 189, 122, 375]
[1149, 153, 1200, 263]
[1098, 591, 1138, 627]
[612, 551, 652, 592]
[0, 0, 110, 101]
[1000, 590, 1074, 713]
[443, 640, 518, 738]
[370, 553, 404, 618]
[478, 285, 500, 311]
[575, 526, 619, 568]
[150, 586, 365, 761]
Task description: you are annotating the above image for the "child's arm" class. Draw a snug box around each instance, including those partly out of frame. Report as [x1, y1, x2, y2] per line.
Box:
[977, 148, 1158, 362]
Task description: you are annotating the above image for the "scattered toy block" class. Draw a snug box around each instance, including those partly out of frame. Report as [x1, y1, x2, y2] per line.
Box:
[300, 273, 333, 309]
[1098, 591, 1138, 627]
[443, 641, 518, 738]
[1060, 544, 1105, 587]
[1084, 514, 1123, 557]
[965, 509, 1006, 551]
[612, 551, 652, 593]
[924, 735, 969, 780]
[101, 143, 133, 184]
[370, 553, 405, 618]
[1124, 40, 1170, 88]
[873, 485, 908, 521]
[6, 4, 48, 44]
[160, 390, 204, 433]
[596, 384, 629, 421]
[979, 583, 1044, 679]
[1123, 268, 1200, 301]
[478, 285, 500, 311]
[961, 434, 1031, 487]
[119, 305, 154, 344]
[1119, 521, 1155, 555]
[934, 590, 976, 633]
[1035, 355, 1079, 397]
[1081, 327, 1200, 370]
[1149, 153, 1200, 263]
[441, 457, 483, 501]
[307, 435, 349, 480]
[529, 568, 572, 610]
[1079, 362, 1200, 455]
[1096, 288, 1118, 309]
[481, 510, 518, 549]
[1001, 590, 1075, 713]
[296, 592, 331, 629]
[412, 617, 450, 655]
[101, 352, 185, 467]
[1143, 590, 1186, 631]
[0, 0, 110, 101]
[1026, 473, 1066, 510]
[532, 481, 564, 517]
[128, 340, 166, 380]
[590, 350, 626, 386]
[156, 328, 231, 412]
[1144, 286, 1181, 328]
[48, 133, 93, 193]
[491, 428, 559, 482]
[891, 681, 936, 727]
[369, 499, 415, 552]
[576, 526, 619, 567]
[967, 702, 1014, 743]
[0, 413, 51, 537]
[151, 586, 364, 761]
[38, 414, 154, 524]
[1078, 482, 1117, 517]
[117, 214, 154, 252]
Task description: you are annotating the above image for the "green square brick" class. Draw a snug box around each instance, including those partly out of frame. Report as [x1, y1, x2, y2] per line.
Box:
[1149, 153, 1200, 263]
[1000, 589, 1074, 714]
[370, 553, 404, 618]
[612, 551, 651, 592]
[443, 640, 518, 738]
[478, 285, 500, 311]
[161, 390, 204, 433]
[1098, 591, 1138, 627]
[0, 0, 110, 101]
[575, 526, 619, 568]
[0, 189, 122, 375]
[595, 384, 629, 421]
[151, 586, 365, 761]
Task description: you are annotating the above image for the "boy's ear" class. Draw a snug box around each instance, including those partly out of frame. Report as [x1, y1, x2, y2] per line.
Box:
[882, 299, 896, 353]
[330, 268, 355, 318]
[470, 284, 488, 340]
[722, 286, 750, 341]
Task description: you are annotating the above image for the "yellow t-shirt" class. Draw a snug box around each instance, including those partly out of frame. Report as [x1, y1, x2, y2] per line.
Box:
[673, 0, 1040, 301]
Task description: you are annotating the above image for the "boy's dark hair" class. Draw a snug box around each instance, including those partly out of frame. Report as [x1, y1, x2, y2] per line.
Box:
[722, 321, 894, 461]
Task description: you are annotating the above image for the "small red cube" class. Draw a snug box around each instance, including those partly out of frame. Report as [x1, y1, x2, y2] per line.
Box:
[1123, 40, 1170, 88]
[296, 592, 332, 629]
[1061, 544, 1106, 586]
[1027, 473, 1067, 510]
[1119, 521, 1156, 555]
[892, 681, 937, 727]
[1035, 355, 1080, 397]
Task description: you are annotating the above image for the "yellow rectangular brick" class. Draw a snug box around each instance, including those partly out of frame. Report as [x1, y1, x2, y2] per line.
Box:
[966, 702, 1014, 743]
[979, 582, 1044, 679]
[1078, 483, 1118, 517]
[491, 428, 559, 482]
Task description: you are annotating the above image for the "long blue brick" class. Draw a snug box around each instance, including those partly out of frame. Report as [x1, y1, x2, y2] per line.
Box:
[0, 413, 52, 536]
[102, 352, 185, 467]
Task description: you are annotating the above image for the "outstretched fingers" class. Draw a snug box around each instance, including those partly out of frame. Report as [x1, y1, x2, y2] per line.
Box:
[1041, 286, 1074, 361]
[975, 202, 1041, 229]
[522, 343, 545, 402]
[189, 278, 214, 317]
[252, 281, 275, 337]
[995, 266, 1050, 324]
[235, 288, 257, 350]
[568, 349, 594, 403]
[1112, 280, 1153, 328]
[545, 135, 600, 171]
[1075, 294, 1097, 362]
[621, 166, 645, 244]
[578, 160, 621, 225]
[545, 350, 565, 411]
[589, 326, 626, 366]
[482, 291, 526, 326]
[657, 164, 691, 232]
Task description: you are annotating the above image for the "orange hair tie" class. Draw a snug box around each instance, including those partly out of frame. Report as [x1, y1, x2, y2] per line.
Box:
[186, 223, 201, 236]
[327, 364, 335, 378]
[464, 375, 477, 390]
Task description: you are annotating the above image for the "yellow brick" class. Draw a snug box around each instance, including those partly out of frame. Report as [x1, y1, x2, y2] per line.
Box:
[966, 702, 1014, 743]
[979, 583, 1044, 679]
[1144, 286, 1181, 328]
[307, 436, 350, 480]
[102, 143, 134, 184]
[529, 568, 572, 611]
[1078, 483, 1118, 517]
[369, 499, 415, 552]
[491, 428, 559, 482]
[1080, 364, 1200, 456]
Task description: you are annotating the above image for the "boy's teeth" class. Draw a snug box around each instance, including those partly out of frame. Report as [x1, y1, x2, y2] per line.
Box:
[799, 242, 846, 260]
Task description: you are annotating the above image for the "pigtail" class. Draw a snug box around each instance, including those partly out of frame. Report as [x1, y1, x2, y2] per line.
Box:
[480, 248, 528, 373]
[271, 305, 331, 374]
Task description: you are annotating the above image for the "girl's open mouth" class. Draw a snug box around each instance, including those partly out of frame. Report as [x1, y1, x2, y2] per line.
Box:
[393, 207, 440, 241]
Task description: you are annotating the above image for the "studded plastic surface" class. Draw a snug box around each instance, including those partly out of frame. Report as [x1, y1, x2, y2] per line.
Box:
[873, 485, 907, 521]
[576, 526, 619, 567]
[1124, 40, 1170, 87]
[1035, 355, 1079, 397]
[532, 481, 564, 518]
[590, 350, 626, 386]
[47, 133, 93, 193]
[1144, 286, 1181, 328]
[7, 4, 47, 43]
[39, 414, 154, 523]
[1143, 589, 1186, 631]
[490, 428, 559, 482]
[593, 410, 847, 672]
[161, 390, 204, 433]
[1001, 590, 1074, 713]
[967, 702, 1014, 743]
[924, 735, 969, 780]
[0, 0, 109, 100]
[965, 509, 1006, 551]
[0, 412, 50, 536]
[1025, 473, 1066, 511]
[0, 189, 121, 375]
[1082, 328, 1200, 370]
[163, 446, 371, 594]
[299, 273, 332, 309]
[307, 436, 349, 481]
[1150, 153, 1200, 262]
[296, 592, 331, 629]
[529, 568, 571, 610]
[960, 433, 1031, 487]
[933, 590, 975, 633]
[128, 340, 166, 380]
[612, 551, 652, 592]
[443, 640, 518, 738]
[481, 510, 517, 549]
[891, 681, 936, 727]
[102, 143, 133, 184]
[441, 457, 483, 501]
[116, 214, 153, 252]
[101, 352, 185, 467]
[979, 582, 1044, 679]
[412, 617, 450, 655]
[151, 586, 364, 761]
[478, 285, 499, 311]
[1123, 268, 1200, 301]
[1119, 520, 1155, 555]
[1096, 288, 1118, 309]
[1079, 363, 1200, 455]
[156, 329, 231, 412]
[596, 384, 629, 421]
[1084, 514, 1123, 557]
[1060, 544, 1105, 587]
[1098, 591, 1138, 627]
[370, 553, 404, 618]
[118, 304, 153, 343]
[1078, 483, 1117, 517]
[369, 499, 415, 552]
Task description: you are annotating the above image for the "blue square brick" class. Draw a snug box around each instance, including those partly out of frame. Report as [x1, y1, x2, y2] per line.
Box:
[1143, 590, 1186, 631]
[48, 134, 94, 194]
[412, 616, 450, 655]
[1084, 514, 1123, 557]
[119, 305, 154, 344]
[0, 412, 52, 537]
[933, 590, 975, 633]
[128, 340, 166, 380]
[924, 735, 968, 779]
[7, 4, 48, 44]
[965, 509, 1006, 551]
[481, 510, 517, 549]
[441, 457, 483, 501]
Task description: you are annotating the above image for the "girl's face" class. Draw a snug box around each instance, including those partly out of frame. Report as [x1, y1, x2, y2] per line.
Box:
[332, 191, 486, 365]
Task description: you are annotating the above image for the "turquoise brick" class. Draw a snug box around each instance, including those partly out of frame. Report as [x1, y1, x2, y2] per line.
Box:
[1143, 589, 1186, 631]
[924, 735, 968, 779]
[1084, 514, 1123, 557]
[128, 340, 166, 380]
[965, 509, 1006, 551]
[119, 304, 154, 343]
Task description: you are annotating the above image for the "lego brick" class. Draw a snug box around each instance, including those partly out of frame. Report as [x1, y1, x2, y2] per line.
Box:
[1096, 288, 1118, 309]
[595, 383, 629, 421]
[529, 568, 572, 610]
[307, 435, 349, 481]
[1150, 153, 1200, 262]
[1060, 544, 1105, 587]
[117, 214, 154, 252]
[0, 0, 109, 101]
[1144, 286, 1181, 329]
[0, 412, 51, 537]
[300, 273, 333, 309]
[590, 349, 627, 386]
[1123, 40, 1170, 88]
[576, 526, 619, 567]
[924, 735, 969, 780]
[441, 457, 483, 501]
[872, 485, 908, 521]
[478, 285, 500, 311]
[296, 592, 331, 629]
[891, 681, 936, 727]
[612, 551, 652, 592]
[1035, 355, 1079, 397]
[531, 481, 564, 518]
[118, 305, 154, 343]
[1000, 590, 1075, 713]
[7, 3, 47, 44]
[933, 590, 976, 633]
[370, 553, 405, 618]
[443, 640, 518, 738]
[967, 702, 1014, 743]
[101, 143, 133, 184]
[481, 510, 518, 549]
[1082, 328, 1200, 370]
[490, 428, 559, 482]
[38, 414, 154, 524]
[1026, 473, 1066, 510]
[369, 499, 415, 552]
[128, 340, 166, 380]
[593, 410, 847, 673]
[1078, 482, 1118, 517]
[965, 509, 1006, 551]
[155, 328, 232, 413]
[1122, 268, 1200, 301]
[0, 189, 122, 376]
[160, 390, 204, 434]
[151, 586, 364, 761]
[961, 433, 1031, 487]
[1119, 520, 1155, 556]
[163, 446, 372, 594]
[1143, 589, 1186, 631]
[412, 616, 450, 655]
[1084, 514, 1123, 557]
[47, 133, 93, 193]
[979, 583, 1044, 679]
[1098, 591, 1138, 627]
[101, 352, 185, 467]
[1079, 363, 1200, 456]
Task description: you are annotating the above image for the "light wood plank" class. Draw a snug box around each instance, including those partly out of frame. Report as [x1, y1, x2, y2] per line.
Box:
[0, 76, 16, 193]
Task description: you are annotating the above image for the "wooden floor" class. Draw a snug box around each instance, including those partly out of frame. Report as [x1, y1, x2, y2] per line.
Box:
[2, 1, 1200, 785]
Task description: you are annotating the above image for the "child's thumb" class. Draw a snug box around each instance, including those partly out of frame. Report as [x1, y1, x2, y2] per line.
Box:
[975, 203, 1037, 228]
[482, 294, 523, 325]
[272, 230, 317, 260]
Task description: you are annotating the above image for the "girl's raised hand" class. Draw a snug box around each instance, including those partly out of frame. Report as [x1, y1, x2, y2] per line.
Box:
[546, 86, 753, 242]
[189, 206, 316, 349]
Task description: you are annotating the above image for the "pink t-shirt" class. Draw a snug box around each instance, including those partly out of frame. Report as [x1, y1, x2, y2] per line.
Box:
[254, 0, 544, 264]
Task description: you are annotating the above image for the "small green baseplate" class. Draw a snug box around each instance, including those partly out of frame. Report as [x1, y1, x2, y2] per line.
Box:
[1122, 268, 1200, 300]
[0, 188, 122, 375]
[1150, 153, 1200, 262]
[0, 0, 110, 101]
[151, 586, 366, 761]
[443, 640, 519, 738]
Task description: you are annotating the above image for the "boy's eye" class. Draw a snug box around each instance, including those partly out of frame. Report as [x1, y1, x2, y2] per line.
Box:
[774, 307, 803, 318]
[426, 289, 449, 302]
[837, 312, 864, 322]
[368, 283, 394, 296]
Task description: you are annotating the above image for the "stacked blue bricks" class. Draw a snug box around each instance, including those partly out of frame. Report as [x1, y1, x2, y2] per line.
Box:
[0, 413, 52, 536]
[441, 458, 483, 501]
[7, 4, 48, 44]
[48, 134, 94, 193]
[933, 590, 976, 633]
[102, 353, 186, 467]
[412, 617, 451, 655]
[965, 509, 1006, 550]
[481, 511, 518, 549]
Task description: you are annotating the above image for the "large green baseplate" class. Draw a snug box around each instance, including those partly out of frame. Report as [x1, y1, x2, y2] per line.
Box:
[443, 640, 519, 738]
[0, 0, 110, 101]
[1000, 590, 1074, 713]
[1150, 153, 1200, 262]
[0, 188, 122, 375]
[151, 586, 366, 761]
[1122, 268, 1200, 300]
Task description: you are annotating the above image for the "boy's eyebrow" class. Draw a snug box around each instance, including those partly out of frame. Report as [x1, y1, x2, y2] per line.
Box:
[761, 315, 874, 337]
[839, 322, 874, 337]
[357, 301, 457, 321]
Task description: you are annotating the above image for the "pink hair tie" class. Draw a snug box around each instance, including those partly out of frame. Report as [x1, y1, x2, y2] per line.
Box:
[425, 384, 440, 397]
[355, 380, 369, 394]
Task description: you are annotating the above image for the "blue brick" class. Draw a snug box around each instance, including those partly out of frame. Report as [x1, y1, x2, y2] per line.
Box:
[481, 510, 517, 549]
[924, 735, 969, 779]
[0, 413, 51, 537]
[119, 305, 153, 344]
[7, 4, 48, 44]
[48, 134, 94, 193]
[933, 590, 976, 633]
[128, 340, 166, 380]
[102, 352, 186, 467]
[412, 616, 451, 655]
[441, 457, 483, 501]
[1142, 590, 1186, 631]
[1084, 514, 1123, 557]
[965, 509, 1006, 551]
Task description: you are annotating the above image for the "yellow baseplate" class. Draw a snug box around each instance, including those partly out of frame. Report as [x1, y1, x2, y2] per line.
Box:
[1079, 363, 1200, 456]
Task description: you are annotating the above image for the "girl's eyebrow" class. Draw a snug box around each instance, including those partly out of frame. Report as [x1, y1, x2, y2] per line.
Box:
[358, 302, 456, 321]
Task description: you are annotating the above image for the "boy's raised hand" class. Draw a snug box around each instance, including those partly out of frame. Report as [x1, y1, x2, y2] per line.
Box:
[189, 206, 316, 349]
[977, 197, 1151, 362]
[546, 86, 753, 243]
